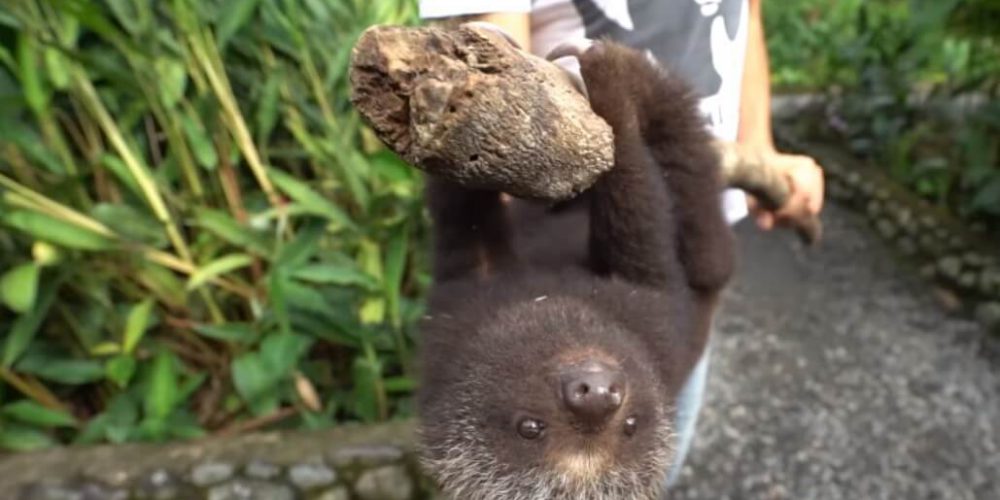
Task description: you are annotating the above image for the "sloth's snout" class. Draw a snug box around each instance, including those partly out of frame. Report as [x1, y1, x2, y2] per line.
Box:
[559, 361, 626, 427]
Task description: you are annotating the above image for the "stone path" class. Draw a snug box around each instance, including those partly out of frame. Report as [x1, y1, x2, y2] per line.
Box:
[670, 203, 1000, 500]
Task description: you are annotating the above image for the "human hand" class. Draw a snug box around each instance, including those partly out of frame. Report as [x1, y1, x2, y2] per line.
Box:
[744, 148, 825, 231]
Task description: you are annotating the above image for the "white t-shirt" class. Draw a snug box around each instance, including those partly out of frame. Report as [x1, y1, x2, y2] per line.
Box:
[420, 0, 749, 223]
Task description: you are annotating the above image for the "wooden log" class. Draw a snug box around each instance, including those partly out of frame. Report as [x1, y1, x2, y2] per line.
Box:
[350, 24, 613, 200]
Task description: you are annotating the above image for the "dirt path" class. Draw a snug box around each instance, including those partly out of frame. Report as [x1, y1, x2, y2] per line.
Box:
[669, 203, 1000, 500]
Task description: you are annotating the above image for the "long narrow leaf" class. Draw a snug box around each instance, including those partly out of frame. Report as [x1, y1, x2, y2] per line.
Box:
[2, 273, 64, 367]
[384, 224, 408, 329]
[187, 253, 254, 291]
[269, 168, 354, 229]
[2, 400, 77, 428]
[0, 263, 39, 314]
[0, 423, 56, 451]
[194, 209, 271, 255]
[2, 211, 113, 251]
[123, 299, 155, 354]
[216, 0, 263, 48]
[146, 351, 178, 419]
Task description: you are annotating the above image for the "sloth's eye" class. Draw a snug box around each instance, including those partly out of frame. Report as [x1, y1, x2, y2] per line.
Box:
[517, 418, 545, 440]
[624, 416, 638, 437]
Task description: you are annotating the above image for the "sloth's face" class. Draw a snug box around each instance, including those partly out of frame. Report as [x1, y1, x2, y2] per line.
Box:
[418, 297, 675, 500]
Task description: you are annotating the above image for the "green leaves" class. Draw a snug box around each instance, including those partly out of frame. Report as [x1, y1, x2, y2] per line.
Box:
[351, 355, 386, 423]
[260, 334, 311, 383]
[232, 333, 312, 415]
[123, 299, 155, 354]
[17, 32, 48, 112]
[2, 401, 77, 428]
[194, 209, 271, 256]
[44, 47, 71, 90]
[187, 253, 254, 291]
[216, 0, 263, 48]
[0, 0, 423, 448]
[273, 220, 326, 268]
[194, 322, 260, 344]
[180, 109, 218, 169]
[232, 353, 278, 416]
[290, 263, 380, 290]
[106, 354, 137, 388]
[384, 224, 409, 329]
[255, 74, 281, 140]
[269, 168, 354, 229]
[970, 176, 1000, 215]
[91, 203, 165, 247]
[2, 211, 114, 251]
[769, 0, 1000, 230]
[146, 351, 179, 420]
[2, 273, 63, 368]
[19, 359, 105, 385]
[155, 58, 188, 108]
[0, 423, 56, 451]
[0, 263, 39, 313]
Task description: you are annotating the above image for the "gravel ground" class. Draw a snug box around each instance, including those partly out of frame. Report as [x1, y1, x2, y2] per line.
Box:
[669, 203, 1000, 500]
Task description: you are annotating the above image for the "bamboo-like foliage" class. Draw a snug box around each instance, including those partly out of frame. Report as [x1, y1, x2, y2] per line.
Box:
[0, 0, 425, 449]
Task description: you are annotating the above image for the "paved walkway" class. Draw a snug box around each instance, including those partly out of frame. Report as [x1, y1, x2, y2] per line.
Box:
[670, 203, 1000, 500]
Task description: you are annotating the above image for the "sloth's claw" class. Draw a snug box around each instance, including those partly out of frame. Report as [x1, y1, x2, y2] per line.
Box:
[550, 55, 589, 99]
[546, 40, 599, 99]
[545, 39, 596, 61]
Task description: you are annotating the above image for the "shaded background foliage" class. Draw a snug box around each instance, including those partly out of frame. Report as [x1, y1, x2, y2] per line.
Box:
[766, 0, 1000, 228]
[0, 0, 997, 451]
[0, 0, 424, 450]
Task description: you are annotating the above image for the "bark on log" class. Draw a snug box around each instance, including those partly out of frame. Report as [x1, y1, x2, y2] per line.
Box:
[350, 24, 613, 200]
[350, 24, 820, 243]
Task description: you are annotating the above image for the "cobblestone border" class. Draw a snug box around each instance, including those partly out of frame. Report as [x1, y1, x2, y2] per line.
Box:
[0, 420, 433, 500]
[775, 124, 1000, 335]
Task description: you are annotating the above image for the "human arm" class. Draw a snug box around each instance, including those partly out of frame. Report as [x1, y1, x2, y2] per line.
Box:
[738, 0, 824, 230]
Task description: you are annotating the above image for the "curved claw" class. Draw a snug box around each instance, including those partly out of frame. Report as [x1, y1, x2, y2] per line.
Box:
[545, 39, 596, 62]
[545, 40, 598, 99]
[460, 21, 523, 49]
[550, 55, 589, 99]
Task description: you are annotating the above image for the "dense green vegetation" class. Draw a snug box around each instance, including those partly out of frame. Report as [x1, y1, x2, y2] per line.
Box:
[766, 0, 1000, 227]
[0, 0, 422, 450]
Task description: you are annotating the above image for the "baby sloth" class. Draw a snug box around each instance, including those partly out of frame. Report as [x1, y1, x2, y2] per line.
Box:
[417, 40, 734, 500]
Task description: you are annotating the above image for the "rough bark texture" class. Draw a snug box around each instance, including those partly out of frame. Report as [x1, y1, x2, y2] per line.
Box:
[350, 24, 613, 200]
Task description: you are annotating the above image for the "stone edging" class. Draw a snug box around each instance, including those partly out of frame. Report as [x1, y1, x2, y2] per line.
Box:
[775, 126, 1000, 334]
[0, 420, 431, 500]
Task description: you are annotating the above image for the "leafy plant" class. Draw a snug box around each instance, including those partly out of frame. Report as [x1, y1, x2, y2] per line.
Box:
[768, 0, 1000, 228]
[765, 0, 1000, 95]
[764, 0, 865, 91]
[831, 1, 1000, 225]
[0, 0, 425, 450]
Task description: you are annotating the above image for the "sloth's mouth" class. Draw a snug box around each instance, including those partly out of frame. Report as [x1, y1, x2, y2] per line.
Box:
[552, 451, 612, 481]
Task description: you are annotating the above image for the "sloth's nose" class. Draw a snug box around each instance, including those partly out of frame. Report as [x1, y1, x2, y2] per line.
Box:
[559, 361, 626, 427]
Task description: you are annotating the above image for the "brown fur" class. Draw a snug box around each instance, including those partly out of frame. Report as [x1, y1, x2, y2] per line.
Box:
[418, 42, 734, 499]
